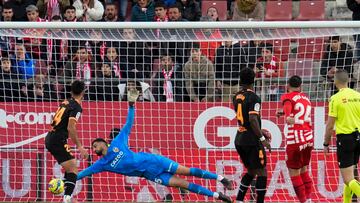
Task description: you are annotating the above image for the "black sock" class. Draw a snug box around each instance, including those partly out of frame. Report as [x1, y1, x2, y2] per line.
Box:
[255, 176, 267, 203]
[237, 173, 254, 201]
[64, 172, 77, 196]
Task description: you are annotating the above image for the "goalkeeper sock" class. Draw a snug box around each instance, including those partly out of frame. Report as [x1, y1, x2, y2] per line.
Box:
[64, 172, 77, 196]
[187, 182, 214, 197]
[291, 175, 306, 203]
[255, 176, 267, 203]
[349, 179, 360, 197]
[343, 184, 353, 203]
[300, 171, 313, 199]
[236, 173, 254, 201]
[189, 167, 217, 180]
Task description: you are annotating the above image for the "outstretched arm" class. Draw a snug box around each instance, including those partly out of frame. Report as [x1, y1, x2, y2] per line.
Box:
[121, 104, 135, 136]
[77, 161, 103, 180]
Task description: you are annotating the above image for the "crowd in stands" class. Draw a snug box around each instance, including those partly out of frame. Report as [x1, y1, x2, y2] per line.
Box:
[0, 0, 358, 102]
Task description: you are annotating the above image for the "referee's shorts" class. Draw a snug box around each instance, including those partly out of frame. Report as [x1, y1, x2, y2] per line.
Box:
[336, 131, 360, 168]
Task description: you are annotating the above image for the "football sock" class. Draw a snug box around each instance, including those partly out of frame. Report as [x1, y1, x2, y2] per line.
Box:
[256, 176, 267, 203]
[187, 182, 214, 197]
[291, 175, 307, 203]
[64, 172, 77, 196]
[189, 167, 217, 180]
[343, 184, 353, 203]
[300, 171, 313, 199]
[236, 173, 254, 201]
[349, 179, 360, 197]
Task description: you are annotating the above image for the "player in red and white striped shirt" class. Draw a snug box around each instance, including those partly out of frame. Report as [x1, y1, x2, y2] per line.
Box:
[277, 75, 314, 203]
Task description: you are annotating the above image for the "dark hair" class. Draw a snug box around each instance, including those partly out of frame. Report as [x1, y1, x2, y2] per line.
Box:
[3, 3, 13, 10]
[288, 75, 302, 88]
[71, 80, 85, 95]
[168, 4, 181, 12]
[51, 15, 62, 21]
[92, 138, 107, 146]
[155, 1, 167, 9]
[240, 68, 255, 85]
[191, 42, 201, 50]
[330, 35, 340, 42]
[109, 128, 121, 140]
[260, 43, 273, 53]
[105, 2, 118, 8]
[64, 5, 76, 12]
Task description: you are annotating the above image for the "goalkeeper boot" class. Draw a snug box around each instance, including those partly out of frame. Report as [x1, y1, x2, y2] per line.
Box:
[221, 178, 234, 190]
[218, 192, 232, 203]
[63, 195, 71, 203]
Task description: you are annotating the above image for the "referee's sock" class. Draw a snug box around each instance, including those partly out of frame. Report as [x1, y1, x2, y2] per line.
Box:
[255, 176, 267, 203]
[349, 179, 360, 197]
[300, 171, 313, 199]
[64, 172, 77, 196]
[189, 167, 217, 180]
[187, 182, 214, 197]
[290, 175, 306, 203]
[343, 184, 353, 203]
[236, 173, 254, 201]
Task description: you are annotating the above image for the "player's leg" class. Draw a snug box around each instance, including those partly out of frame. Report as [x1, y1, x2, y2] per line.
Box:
[235, 145, 255, 203]
[166, 174, 232, 202]
[174, 165, 233, 190]
[252, 144, 268, 203]
[300, 146, 314, 201]
[286, 147, 307, 203]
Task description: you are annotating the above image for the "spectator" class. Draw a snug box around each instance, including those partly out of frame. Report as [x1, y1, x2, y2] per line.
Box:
[347, 0, 360, 61]
[195, 16, 222, 62]
[117, 0, 128, 19]
[26, 4, 44, 21]
[232, 0, 264, 21]
[0, 56, 20, 101]
[321, 36, 354, 80]
[162, 0, 176, 7]
[215, 39, 246, 102]
[103, 47, 133, 79]
[36, 0, 70, 20]
[93, 62, 120, 101]
[152, 54, 183, 102]
[255, 43, 285, 101]
[86, 30, 107, 63]
[64, 46, 95, 84]
[63, 5, 77, 21]
[102, 2, 124, 21]
[25, 73, 57, 101]
[131, 0, 155, 22]
[207, 7, 219, 21]
[12, 43, 35, 80]
[6, 0, 37, 21]
[168, 4, 186, 21]
[118, 78, 156, 102]
[184, 44, 215, 102]
[154, 1, 168, 22]
[2, 3, 14, 21]
[242, 36, 264, 68]
[177, 0, 201, 21]
[73, 0, 104, 21]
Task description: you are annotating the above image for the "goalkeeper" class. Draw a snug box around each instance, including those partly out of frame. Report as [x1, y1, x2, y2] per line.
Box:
[77, 87, 233, 202]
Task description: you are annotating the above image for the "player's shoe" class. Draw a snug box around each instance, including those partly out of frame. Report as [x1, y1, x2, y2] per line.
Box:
[63, 195, 71, 203]
[221, 178, 234, 190]
[218, 192, 232, 202]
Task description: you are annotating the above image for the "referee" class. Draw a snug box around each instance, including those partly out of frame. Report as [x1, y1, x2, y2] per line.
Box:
[323, 69, 360, 202]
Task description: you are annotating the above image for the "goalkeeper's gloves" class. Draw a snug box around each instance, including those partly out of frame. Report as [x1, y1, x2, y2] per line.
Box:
[128, 88, 140, 103]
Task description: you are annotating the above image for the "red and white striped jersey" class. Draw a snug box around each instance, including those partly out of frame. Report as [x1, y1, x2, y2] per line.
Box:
[281, 91, 314, 147]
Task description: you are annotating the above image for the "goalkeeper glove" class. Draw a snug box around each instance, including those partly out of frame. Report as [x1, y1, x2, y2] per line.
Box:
[128, 88, 140, 103]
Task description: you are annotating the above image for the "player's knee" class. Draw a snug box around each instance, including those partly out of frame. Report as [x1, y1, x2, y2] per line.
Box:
[61, 160, 78, 174]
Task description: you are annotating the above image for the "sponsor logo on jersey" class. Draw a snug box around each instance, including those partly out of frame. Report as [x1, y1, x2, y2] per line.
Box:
[110, 150, 124, 168]
[0, 109, 54, 128]
[113, 147, 119, 153]
[254, 103, 261, 112]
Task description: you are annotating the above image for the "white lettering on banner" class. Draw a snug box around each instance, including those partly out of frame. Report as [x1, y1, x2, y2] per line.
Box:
[53, 162, 82, 195]
[194, 106, 326, 149]
[317, 161, 343, 198]
[2, 159, 31, 198]
[0, 109, 54, 128]
[216, 160, 243, 196]
[267, 161, 295, 197]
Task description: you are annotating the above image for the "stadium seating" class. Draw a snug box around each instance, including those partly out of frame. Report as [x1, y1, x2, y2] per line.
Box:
[265, 0, 293, 21]
[297, 37, 325, 60]
[296, 0, 326, 20]
[201, 1, 228, 21]
[268, 39, 291, 61]
[286, 58, 314, 78]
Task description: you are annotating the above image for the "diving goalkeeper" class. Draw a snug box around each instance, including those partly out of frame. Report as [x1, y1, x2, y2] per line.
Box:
[77, 87, 233, 202]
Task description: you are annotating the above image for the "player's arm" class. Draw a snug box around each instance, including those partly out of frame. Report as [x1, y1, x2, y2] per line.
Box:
[324, 97, 337, 151]
[283, 100, 295, 125]
[77, 161, 103, 180]
[68, 107, 88, 159]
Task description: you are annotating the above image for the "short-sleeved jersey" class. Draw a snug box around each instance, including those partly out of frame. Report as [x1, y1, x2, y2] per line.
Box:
[50, 98, 82, 139]
[233, 89, 261, 146]
[329, 88, 360, 134]
[281, 91, 313, 146]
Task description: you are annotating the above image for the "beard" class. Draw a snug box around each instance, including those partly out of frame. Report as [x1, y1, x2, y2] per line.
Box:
[95, 149, 103, 156]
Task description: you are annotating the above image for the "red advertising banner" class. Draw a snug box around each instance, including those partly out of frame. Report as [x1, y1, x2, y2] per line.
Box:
[0, 102, 342, 202]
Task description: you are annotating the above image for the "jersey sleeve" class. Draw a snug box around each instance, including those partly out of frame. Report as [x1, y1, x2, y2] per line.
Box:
[69, 103, 82, 122]
[329, 96, 338, 118]
[280, 93, 292, 105]
[248, 94, 261, 115]
[112, 106, 135, 146]
[77, 160, 103, 180]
